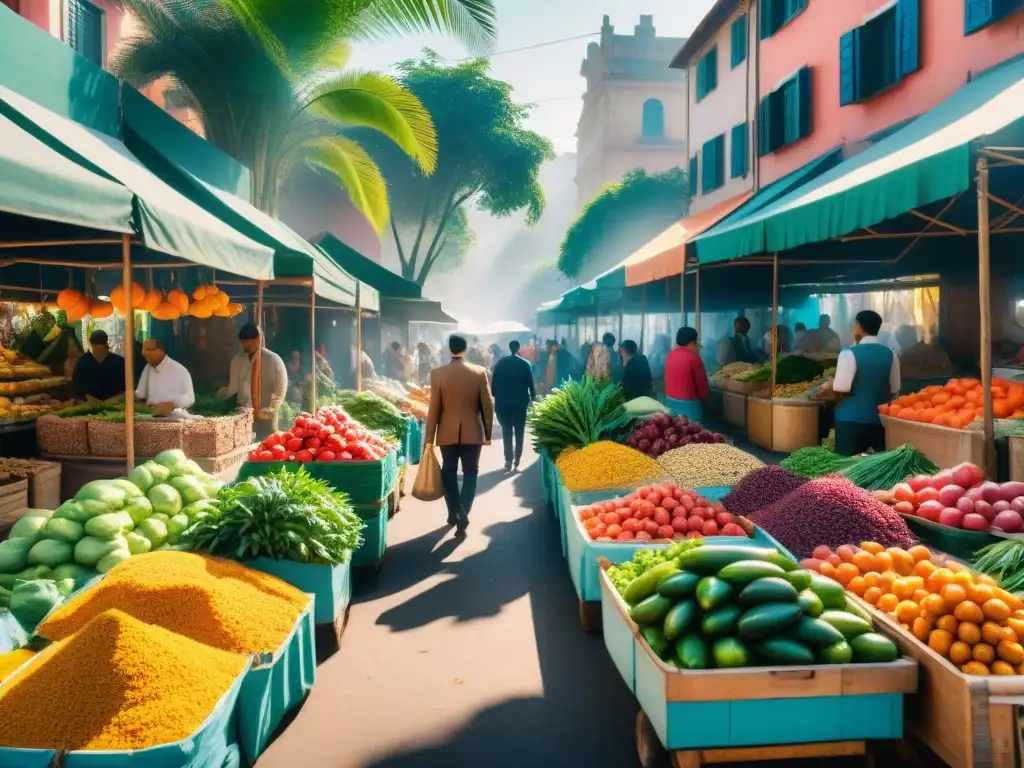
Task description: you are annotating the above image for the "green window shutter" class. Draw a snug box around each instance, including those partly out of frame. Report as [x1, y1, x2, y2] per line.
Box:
[68, 0, 104, 68]
[731, 14, 748, 68]
[896, 0, 921, 76]
[796, 67, 813, 140]
[689, 155, 699, 196]
[702, 135, 725, 192]
[696, 55, 706, 101]
[730, 122, 749, 178]
[786, 0, 808, 20]
[696, 46, 719, 100]
[782, 79, 800, 145]
[965, 0, 994, 33]
[839, 28, 861, 106]
[707, 47, 718, 93]
[757, 95, 773, 156]
[761, 0, 777, 38]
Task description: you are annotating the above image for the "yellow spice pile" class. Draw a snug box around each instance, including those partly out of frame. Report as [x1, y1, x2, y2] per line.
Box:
[0, 648, 34, 683]
[555, 441, 664, 492]
[39, 551, 309, 654]
[0, 609, 246, 751]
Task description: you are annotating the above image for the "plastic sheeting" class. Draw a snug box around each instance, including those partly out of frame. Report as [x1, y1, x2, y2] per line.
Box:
[247, 559, 352, 625]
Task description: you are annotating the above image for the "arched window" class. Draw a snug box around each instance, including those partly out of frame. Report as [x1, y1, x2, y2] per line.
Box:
[642, 99, 665, 137]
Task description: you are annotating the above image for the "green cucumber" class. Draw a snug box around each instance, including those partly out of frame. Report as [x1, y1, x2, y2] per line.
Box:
[717, 560, 788, 585]
[677, 546, 797, 575]
[791, 616, 846, 647]
[675, 633, 710, 670]
[818, 639, 854, 664]
[696, 576, 734, 611]
[712, 637, 751, 668]
[783, 569, 813, 592]
[756, 637, 815, 666]
[657, 571, 701, 600]
[819, 610, 873, 640]
[737, 602, 802, 639]
[844, 596, 874, 625]
[629, 594, 676, 626]
[797, 589, 824, 618]
[738, 577, 799, 607]
[701, 604, 743, 638]
[808, 575, 847, 610]
[623, 561, 680, 604]
[663, 600, 698, 641]
[641, 626, 670, 658]
[850, 632, 899, 663]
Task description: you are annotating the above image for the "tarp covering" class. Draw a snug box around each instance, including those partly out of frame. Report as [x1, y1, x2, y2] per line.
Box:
[623, 191, 752, 286]
[0, 85, 275, 280]
[0, 112, 133, 235]
[314, 233, 421, 300]
[381, 297, 457, 323]
[695, 55, 1024, 264]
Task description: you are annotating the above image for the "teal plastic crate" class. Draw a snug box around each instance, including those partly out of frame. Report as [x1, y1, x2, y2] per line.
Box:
[237, 601, 316, 764]
[408, 419, 423, 465]
[246, 558, 352, 625]
[236, 450, 399, 504]
[0, 657, 251, 768]
[351, 500, 388, 568]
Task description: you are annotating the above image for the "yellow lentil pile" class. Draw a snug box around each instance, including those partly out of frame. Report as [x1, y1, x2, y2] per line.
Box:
[0, 648, 34, 682]
[555, 441, 664, 492]
[39, 551, 308, 654]
[0, 609, 246, 751]
[657, 443, 764, 489]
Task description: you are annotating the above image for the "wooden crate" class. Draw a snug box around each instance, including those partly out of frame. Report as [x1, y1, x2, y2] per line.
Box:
[1008, 436, 1024, 482]
[0, 460, 61, 509]
[881, 415, 984, 470]
[0, 475, 30, 524]
[853, 594, 1024, 768]
[599, 570, 917, 758]
[747, 398, 821, 453]
[721, 392, 747, 429]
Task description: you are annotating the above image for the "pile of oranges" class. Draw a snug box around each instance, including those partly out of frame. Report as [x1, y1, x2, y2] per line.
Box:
[879, 377, 1024, 428]
[802, 543, 1024, 676]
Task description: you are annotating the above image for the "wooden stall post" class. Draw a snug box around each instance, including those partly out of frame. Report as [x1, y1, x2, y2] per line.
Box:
[253, 280, 263, 413]
[977, 157, 996, 477]
[310, 284, 317, 415]
[680, 269, 686, 328]
[640, 284, 647, 353]
[695, 268, 702, 343]
[617, 296, 624, 344]
[355, 281, 363, 393]
[771, 253, 779, 398]
[121, 233, 136, 471]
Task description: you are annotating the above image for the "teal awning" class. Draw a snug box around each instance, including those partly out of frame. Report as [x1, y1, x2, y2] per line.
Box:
[314, 233, 419, 300]
[0, 112, 133, 235]
[695, 55, 1024, 264]
[0, 85, 275, 280]
[381, 297, 457, 323]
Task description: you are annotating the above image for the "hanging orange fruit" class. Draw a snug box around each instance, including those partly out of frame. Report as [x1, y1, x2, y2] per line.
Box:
[213, 305, 232, 318]
[167, 288, 190, 313]
[189, 301, 215, 319]
[138, 288, 162, 312]
[150, 301, 181, 321]
[193, 285, 209, 301]
[89, 299, 114, 319]
[66, 296, 91, 323]
[109, 281, 146, 313]
[57, 288, 85, 311]
[226, 302, 244, 317]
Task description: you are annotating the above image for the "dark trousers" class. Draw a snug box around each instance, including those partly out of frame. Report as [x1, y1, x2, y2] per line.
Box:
[834, 420, 886, 457]
[497, 407, 527, 466]
[440, 444, 483, 518]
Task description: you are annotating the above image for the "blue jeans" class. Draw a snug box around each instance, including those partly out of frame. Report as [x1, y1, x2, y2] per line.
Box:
[497, 407, 527, 466]
[440, 444, 483, 519]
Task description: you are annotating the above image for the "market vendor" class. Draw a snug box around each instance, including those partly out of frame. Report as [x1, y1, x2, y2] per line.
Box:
[619, 340, 654, 401]
[218, 323, 287, 439]
[817, 314, 842, 352]
[73, 330, 126, 403]
[818, 310, 901, 456]
[135, 339, 195, 416]
[664, 327, 709, 420]
[716, 317, 764, 367]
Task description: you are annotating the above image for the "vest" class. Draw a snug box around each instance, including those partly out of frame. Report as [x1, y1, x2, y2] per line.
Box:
[835, 343, 895, 425]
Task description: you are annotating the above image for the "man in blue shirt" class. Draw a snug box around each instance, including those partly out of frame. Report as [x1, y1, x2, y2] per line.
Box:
[826, 310, 901, 456]
[491, 340, 536, 472]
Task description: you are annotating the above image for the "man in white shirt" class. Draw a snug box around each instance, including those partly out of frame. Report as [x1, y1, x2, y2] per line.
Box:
[135, 339, 195, 416]
[219, 323, 287, 439]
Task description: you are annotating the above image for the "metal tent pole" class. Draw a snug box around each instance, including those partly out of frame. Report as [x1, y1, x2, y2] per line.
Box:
[640, 284, 647, 353]
[310, 285, 317, 415]
[695, 268, 702, 342]
[680, 269, 686, 328]
[121, 233, 136, 471]
[977, 157, 996, 478]
[355, 282, 363, 393]
[771, 253, 779, 397]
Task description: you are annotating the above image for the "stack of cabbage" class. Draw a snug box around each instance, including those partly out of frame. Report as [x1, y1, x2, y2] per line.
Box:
[0, 450, 220, 581]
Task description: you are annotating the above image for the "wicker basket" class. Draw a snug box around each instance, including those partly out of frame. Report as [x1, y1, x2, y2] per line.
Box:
[183, 416, 237, 459]
[134, 420, 184, 457]
[86, 420, 129, 458]
[37, 415, 90, 456]
[233, 410, 255, 449]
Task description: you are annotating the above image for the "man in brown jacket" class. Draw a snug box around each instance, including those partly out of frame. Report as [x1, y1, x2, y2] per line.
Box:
[425, 334, 495, 534]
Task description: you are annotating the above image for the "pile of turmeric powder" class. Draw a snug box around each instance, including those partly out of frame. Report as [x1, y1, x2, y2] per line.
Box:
[0, 609, 246, 751]
[0, 648, 33, 683]
[38, 551, 309, 654]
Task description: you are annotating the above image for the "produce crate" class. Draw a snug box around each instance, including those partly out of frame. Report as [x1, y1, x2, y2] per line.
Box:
[880, 414, 984, 470]
[598, 570, 917, 757]
[722, 391, 747, 430]
[134, 419, 186, 457]
[852, 593, 1024, 768]
[237, 600, 316, 765]
[0, 475, 29, 525]
[1008, 435, 1024, 482]
[85, 419, 128, 458]
[182, 415, 240, 459]
[408, 419, 423, 465]
[747, 397, 821, 453]
[0, 459, 61, 510]
[705, 385, 724, 419]
[236, 450, 399, 505]
[246, 558, 352, 625]
[0, 656, 251, 768]
[351, 499, 388, 570]
[35, 415, 89, 457]
[899, 513, 1001, 561]
[233, 410, 254, 450]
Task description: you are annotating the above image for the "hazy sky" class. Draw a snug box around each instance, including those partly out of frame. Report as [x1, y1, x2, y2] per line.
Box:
[350, 0, 717, 153]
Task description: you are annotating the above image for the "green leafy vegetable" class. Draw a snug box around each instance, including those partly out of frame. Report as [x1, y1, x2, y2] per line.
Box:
[527, 376, 630, 457]
[974, 539, 1024, 593]
[781, 446, 858, 478]
[840, 444, 939, 491]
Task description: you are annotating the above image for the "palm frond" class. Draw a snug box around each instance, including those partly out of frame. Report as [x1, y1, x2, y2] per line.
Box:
[350, 0, 498, 55]
[297, 69, 438, 175]
[299, 135, 391, 234]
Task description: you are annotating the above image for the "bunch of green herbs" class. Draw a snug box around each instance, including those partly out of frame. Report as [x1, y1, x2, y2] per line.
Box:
[973, 539, 1024, 592]
[781, 445, 859, 477]
[527, 376, 630, 457]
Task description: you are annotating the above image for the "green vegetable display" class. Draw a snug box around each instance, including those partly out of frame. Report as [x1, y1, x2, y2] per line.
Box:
[606, 540, 705, 596]
[839, 443, 939, 491]
[324, 391, 409, 443]
[619, 544, 900, 669]
[736, 356, 826, 386]
[781, 445, 859, 477]
[973, 539, 1024, 592]
[527, 376, 631, 457]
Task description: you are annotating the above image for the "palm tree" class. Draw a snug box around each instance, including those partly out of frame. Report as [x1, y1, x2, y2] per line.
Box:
[111, 0, 497, 228]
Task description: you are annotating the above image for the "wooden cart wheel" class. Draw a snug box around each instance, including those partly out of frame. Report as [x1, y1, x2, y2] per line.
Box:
[635, 710, 672, 768]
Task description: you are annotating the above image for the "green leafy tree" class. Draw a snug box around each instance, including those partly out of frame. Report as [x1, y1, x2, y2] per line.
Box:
[111, 0, 497, 227]
[362, 53, 554, 284]
[558, 168, 689, 279]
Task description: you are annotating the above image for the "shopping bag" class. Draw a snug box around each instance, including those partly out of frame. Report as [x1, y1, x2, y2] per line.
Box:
[412, 443, 444, 501]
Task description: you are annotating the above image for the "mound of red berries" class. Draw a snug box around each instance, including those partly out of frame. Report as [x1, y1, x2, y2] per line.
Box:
[247, 406, 394, 463]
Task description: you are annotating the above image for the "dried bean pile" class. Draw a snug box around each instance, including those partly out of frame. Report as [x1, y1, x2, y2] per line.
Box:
[721, 465, 809, 517]
[752, 475, 916, 559]
[656, 444, 763, 489]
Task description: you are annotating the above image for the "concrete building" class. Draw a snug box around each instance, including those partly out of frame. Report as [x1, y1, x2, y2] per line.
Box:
[670, 0, 760, 214]
[575, 15, 688, 208]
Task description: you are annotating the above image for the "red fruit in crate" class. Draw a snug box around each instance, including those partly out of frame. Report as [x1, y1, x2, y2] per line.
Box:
[893, 483, 916, 504]
[294, 449, 313, 463]
[603, 501, 618, 514]
[715, 511, 734, 527]
[617, 531, 635, 541]
[340, 451, 353, 460]
[285, 438, 303, 453]
[701, 520, 720, 536]
[916, 487, 940, 505]
[721, 523, 746, 537]
[606, 524, 622, 538]
[686, 531, 703, 540]
[616, 506, 634, 520]
[635, 531, 652, 541]
[589, 528, 603, 541]
[661, 497, 679, 512]
[579, 508, 596, 521]
[602, 512, 621, 526]
[270, 444, 286, 458]
[687, 515, 704, 532]
[622, 518, 640, 534]
[812, 545, 834, 561]
[671, 518, 689, 533]
[907, 475, 931, 492]
[305, 437, 322, 451]
[917, 500, 944, 522]
[264, 433, 282, 449]
[800, 558, 825, 572]
[701, 508, 717, 521]
[653, 509, 671, 526]
[622, 493, 639, 505]
[257, 450, 273, 461]
[657, 525, 675, 539]
[318, 450, 336, 462]
[642, 519, 660, 535]
[647, 493, 662, 507]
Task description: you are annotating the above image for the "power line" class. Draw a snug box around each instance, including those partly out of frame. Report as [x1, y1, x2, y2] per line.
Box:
[452, 31, 599, 62]
[525, 95, 581, 105]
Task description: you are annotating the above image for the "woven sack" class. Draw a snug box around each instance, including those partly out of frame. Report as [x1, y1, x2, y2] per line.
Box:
[134, 420, 184, 457]
[37, 415, 90, 456]
[183, 417, 236, 458]
[86, 420, 129, 458]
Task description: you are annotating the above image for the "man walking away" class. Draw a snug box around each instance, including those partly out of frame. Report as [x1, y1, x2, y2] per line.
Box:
[619, 340, 654, 401]
[425, 334, 495, 535]
[492, 340, 535, 472]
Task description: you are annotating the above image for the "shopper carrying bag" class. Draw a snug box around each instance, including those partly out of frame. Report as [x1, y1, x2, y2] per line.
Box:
[412, 443, 445, 501]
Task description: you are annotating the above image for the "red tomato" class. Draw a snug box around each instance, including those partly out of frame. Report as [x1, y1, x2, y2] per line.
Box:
[629, 499, 644, 513]
[653, 509, 671, 526]
[661, 498, 679, 511]
[579, 508, 596, 520]
[642, 519, 660, 535]
[318, 450, 336, 462]
[615, 507, 633, 520]
[602, 512, 621, 526]
[701, 519, 720, 536]
[671, 507, 688, 519]
[657, 525, 675, 539]
[681, 496, 695, 511]
[616, 531, 635, 541]
[671, 517, 689, 533]
[263, 433, 282, 449]
[916, 487, 940, 504]
[621, 518, 641, 534]
[583, 517, 600, 530]
[603, 501, 618, 513]
[305, 437, 322, 451]
[686, 531, 703, 540]
[606, 524, 622, 538]
[295, 449, 313, 463]
[285, 437, 303, 453]
[592, 523, 607, 536]
[622, 494, 639, 505]
[893, 483, 917, 504]
[715, 512, 734, 527]
[647, 493, 662, 507]
[892, 500, 915, 515]
[340, 451, 353, 460]
[687, 515, 704, 531]
[634, 531, 652, 541]
[270, 444, 287, 457]
[257, 450, 273, 461]
[640, 501, 656, 515]
[637, 485, 652, 497]
[589, 528, 604, 540]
